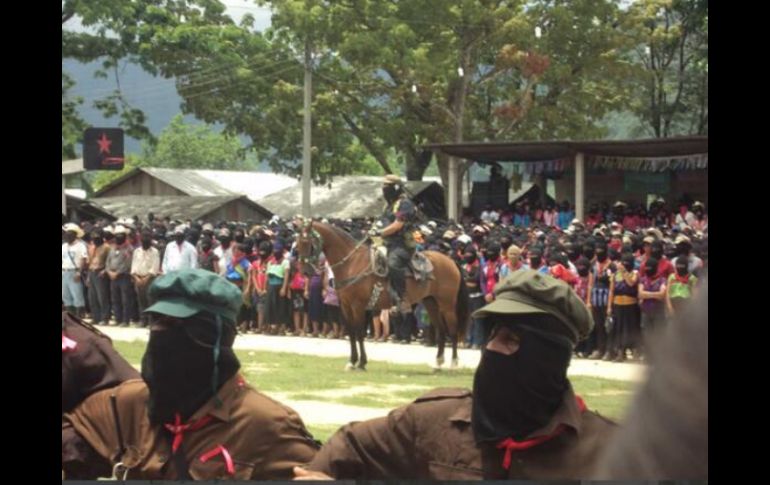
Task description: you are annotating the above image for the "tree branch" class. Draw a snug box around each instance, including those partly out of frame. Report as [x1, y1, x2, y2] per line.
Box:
[340, 112, 393, 174]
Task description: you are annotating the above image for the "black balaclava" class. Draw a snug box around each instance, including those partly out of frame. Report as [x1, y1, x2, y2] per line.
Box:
[621, 253, 635, 272]
[651, 242, 664, 260]
[472, 317, 571, 443]
[529, 250, 543, 269]
[201, 238, 213, 253]
[141, 234, 152, 250]
[259, 241, 273, 259]
[92, 233, 103, 246]
[65, 232, 77, 244]
[219, 234, 232, 249]
[500, 236, 513, 253]
[675, 258, 689, 276]
[484, 241, 501, 262]
[596, 247, 610, 265]
[115, 233, 127, 245]
[141, 313, 240, 426]
[582, 243, 596, 261]
[234, 230, 245, 244]
[174, 232, 185, 244]
[567, 244, 581, 262]
[576, 257, 590, 277]
[383, 184, 401, 204]
[645, 257, 659, 278]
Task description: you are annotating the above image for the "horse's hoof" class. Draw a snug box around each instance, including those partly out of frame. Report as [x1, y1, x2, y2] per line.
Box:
[451, 359, 459, 369]
[431, 365, 442, 373]
[436, 357, 445, 367]
[357, 366, 367, 372]
[345, 363, 356, 371]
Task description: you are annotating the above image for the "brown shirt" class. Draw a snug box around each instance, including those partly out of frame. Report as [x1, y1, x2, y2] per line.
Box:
[88, 244, 111, 271]
[309, 386, 617, 480]
[63, 374, 319, 480]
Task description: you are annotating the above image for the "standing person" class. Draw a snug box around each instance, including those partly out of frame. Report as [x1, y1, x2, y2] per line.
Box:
[197, 234, 220, 274]
[607, 253, 640, 362]
[666, 258, 698, 317]
[105, 226, 134, 327]
[674, 202, 695, 229]
[587, 244, 612, 360]
[543, 203, 558, 228]
[372, 309, 390, 343]
[63, 223, 89, 318]
[265, 241, 290, 335]
[86, 229, 111, 325]
[638, 257, 667, 358]
[690, 201, 708, 232]
[528, 247, 549, 276]
[289, 258, 309, 336]
[499, 245, 528, 279]
[557, 201, 574, 230]
[671, 235, 703, 276]
[322, 260, 341, 339]
[478, 241, 504, 345]
[246, 241, 271, 334]
[572, 257, 593, 358]
[462, 246, 484, 350]
[214, 228, 234, 277]
[131, 230, 160, 327]
[306, 257, 327, 338]
[161, 226, 198, 273]
[225, 243, 252, 332]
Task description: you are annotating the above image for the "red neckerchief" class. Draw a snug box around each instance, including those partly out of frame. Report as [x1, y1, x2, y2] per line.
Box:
[164, 413, 214, 454]
[673, 272, 691, 285]
[497, 395, 587, 470]
[199, 445, 235, 475]
[62, 333, 77, 352]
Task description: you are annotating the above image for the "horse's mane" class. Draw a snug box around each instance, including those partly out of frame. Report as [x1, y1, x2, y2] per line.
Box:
[318, 222, 361, 246]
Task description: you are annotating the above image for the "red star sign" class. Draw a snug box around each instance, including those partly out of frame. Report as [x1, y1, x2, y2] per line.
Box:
[97, 132, 112, 154]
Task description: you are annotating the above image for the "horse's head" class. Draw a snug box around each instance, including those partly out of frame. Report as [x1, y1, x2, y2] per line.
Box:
[296, 218, 323, 275]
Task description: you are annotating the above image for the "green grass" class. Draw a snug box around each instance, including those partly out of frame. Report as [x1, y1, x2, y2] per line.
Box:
[113, 340, 636, 441]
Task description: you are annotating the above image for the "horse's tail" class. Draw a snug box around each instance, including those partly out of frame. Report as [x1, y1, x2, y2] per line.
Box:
[454, 264, 470, 342]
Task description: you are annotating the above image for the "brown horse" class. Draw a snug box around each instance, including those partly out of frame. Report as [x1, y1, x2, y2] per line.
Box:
[297, 220, 469, 371]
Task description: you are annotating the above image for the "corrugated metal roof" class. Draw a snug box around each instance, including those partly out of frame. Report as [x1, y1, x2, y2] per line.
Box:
[258, 176, 442, 219]
[140, 168, 299, 200]
[91, 195, 271, 221]
[425, 136, 708, 163]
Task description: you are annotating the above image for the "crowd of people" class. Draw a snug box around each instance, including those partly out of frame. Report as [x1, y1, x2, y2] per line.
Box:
[62, 197, 706, 363]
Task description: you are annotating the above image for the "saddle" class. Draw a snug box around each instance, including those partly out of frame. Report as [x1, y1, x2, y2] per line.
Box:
[371, 246, 434, 283]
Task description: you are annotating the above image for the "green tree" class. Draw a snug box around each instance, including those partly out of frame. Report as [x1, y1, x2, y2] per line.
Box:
[622, 0, 708, 137]
[61, 0, 235, 158]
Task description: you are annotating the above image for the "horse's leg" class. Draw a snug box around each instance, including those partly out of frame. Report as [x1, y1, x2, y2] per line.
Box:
[443, 310, 460, 369]
[341, 308, 359, 371]
[422, 298, 444, 370]
[358, 325, 367, 370]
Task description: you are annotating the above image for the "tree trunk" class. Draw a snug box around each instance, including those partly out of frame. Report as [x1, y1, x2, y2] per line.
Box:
[405, 149, 433, 181]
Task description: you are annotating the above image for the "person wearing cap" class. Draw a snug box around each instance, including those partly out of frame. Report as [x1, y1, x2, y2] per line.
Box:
[674, 202, 695, 230]
[638, 256, 668, 354]
[607, 253, 641, 362]
[62, 269, 320, 479]
[86, 229, 112, 325]
[63, 223, 89, 318]
[666, 255, 698, 317]
[131, 229, 161, 327]
[670, 235, 703, 276]
[105, 226, 135, 327]
[370, 174, 418, 314]
[296, 270, 615, 480]
[690, 201, 707, 232]
[265, 240, 291, 335]
[480, 204, 500, 224]
[162, 226, 198, 273]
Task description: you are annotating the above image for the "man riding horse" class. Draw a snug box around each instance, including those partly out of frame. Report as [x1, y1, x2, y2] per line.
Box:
[369, 174, 417, 315]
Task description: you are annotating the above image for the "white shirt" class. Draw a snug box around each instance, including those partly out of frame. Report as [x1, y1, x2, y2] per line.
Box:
[214, 245, 233, 277]
[62, 240, 88, 270]
[162, 241, 198, 273]
[131, 246, 161, 276]
[675, 211, 695, 229]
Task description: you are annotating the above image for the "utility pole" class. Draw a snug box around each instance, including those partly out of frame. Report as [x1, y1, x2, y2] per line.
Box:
[302, 38, 312, 217]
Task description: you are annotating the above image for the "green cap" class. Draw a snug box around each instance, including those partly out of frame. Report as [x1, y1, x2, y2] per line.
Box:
[472, 269, 593, 346]
[144, 269, 242, 324]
